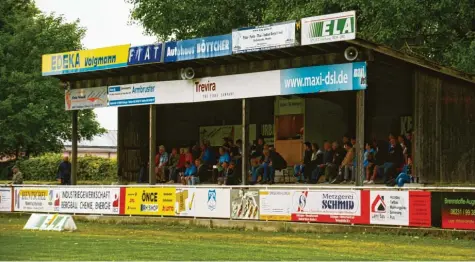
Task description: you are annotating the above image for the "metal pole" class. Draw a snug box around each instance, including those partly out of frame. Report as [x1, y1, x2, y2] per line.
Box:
[355, 90, 365, 186]
[149, 105, 157, 185]
[241, 98, 250, 185]
[71, 110, 78, 185]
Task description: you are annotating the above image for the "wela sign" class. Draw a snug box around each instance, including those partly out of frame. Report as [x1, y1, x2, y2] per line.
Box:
[301, 11, 356, 45]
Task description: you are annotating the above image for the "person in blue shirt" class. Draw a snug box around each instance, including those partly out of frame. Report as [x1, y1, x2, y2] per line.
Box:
[213, 147, 231, 183]
[183, 161, 198, 185]
[200, 142, 215, 166]
[57, 156, 71, 185]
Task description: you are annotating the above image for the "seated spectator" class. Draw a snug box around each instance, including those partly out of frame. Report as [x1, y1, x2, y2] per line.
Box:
[326, 142, 346, 183]
[311, 141, 333, 183]
[183, 161, 198, 185]
[200, 141, 215, 167]
[379, 137, 404, 184]
[268, 146, 287, 184]
[229, 140, 240, 158]
[398, 135, 409, 164]
[191, 142, 201, 161]
[213, 147, 231, 182]
[194, 158, 207, 182]
[167, 148, 180, 183]
[177, 148, 186, 170]
[294, 142, 312, 183]
[368, 140, 389, 184]
[249, 156, 261, 184]
[184, 147, 193, 164]
[393, 157, 413, 187]
[235, 139, 243, 156]
[225, 161, 239, 185]
[305, 143, 323, 181]
[338, 142, 355, 184]
[363, 143, 376, 184]
[253, 137, 265, 158]
[156, 145, 168, 183]
[258, 149, 273, 184]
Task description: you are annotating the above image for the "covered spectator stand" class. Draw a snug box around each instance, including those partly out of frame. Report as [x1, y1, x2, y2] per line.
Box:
[50, 38, 475, 186]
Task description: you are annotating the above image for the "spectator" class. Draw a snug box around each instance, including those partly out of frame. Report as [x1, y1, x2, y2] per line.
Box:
[398, 135, 408, 164]
[225, 161, 239, 185]
[10, 165, 23, 184]
[213, 147, 231, 182]
[311, 141, 333, 183]
[191, 142, 201, 161]
[235, 139, 243, 156]
[249, 156, 261, 184]
[394, 157, 413, 187]
[57, 156, 71, 185]
[183, 161, 198, 185]
[306, 143, 323, 180]
[351, 137, 357, 146]
[294, 142, 312, 183]
[195, 158, 207, 183]
[177, 148, 186, 170]
[405, 132, 413, 157]
[217, 161, 231, 185]
[367, 140, 389, 184]
[167, 148, 180, 183]
[258, 148, 273, 184]
[338, 142, 355, 184]
[200, 142, 215, 166]
[363, 143, 376, 184]
[325, 142, 346, 183]
[222, 137, 232, 151]
[229, 140, 240, 158]
[343, 134, 350, 145]
[155, 145, 168, 183]
[184, 147, 193, 164]
[268, 146, 287, 184]
[255, 137, 265, 157]
[379, 137, 404, 184]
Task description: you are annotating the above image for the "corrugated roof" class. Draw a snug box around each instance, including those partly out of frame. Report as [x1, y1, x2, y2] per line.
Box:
[64, 130, 117, 148]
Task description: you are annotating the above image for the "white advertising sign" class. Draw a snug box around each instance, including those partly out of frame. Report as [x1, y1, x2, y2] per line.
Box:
[175, 188, 230, 218]
[14, 187, 55, 212]
[301, 11, 356, 45]
[259, 190, 292, 221]
[65, 86, 107, 110]
[370, 191, 409, 226]
[291, 190, 361, 216]
[53, 188, 120, 214]
[232, 21, 297, 54]
[24, 214, 77, 231]
[155, 80, 194, 104]
[108, 82, 157, 107]
[231, 189, 259, 220]
[0, 187, 12, 212]
[193, 70, 280, 102]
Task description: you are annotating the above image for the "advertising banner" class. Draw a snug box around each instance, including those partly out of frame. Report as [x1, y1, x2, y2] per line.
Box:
[259, 190, 292, 221]
[14, 187, 55, 212]
[52, 188, 120, 214]
[232, 21, 297, 54]
[108, 82, 157, 107]
[301, 11, 356, 45]
[0, 187, 12, 212]
[370, 191, 409, 226]
[231, 189, 259, 220]
[408, 191, 431, 227]
[42, 44, 130, 76]
[164, 34, 232, 62]
[441, 192, 475, 230]
[128, 44, 163, 65]
[290, 190, 370, 224]
[175, 188, 231, 218]
[65, 86, 108, 110]
[123, 187, 176, 216]
[280, 62, 367, 95]
[23, 214, 77, 231]
[154, 80, 194, 104]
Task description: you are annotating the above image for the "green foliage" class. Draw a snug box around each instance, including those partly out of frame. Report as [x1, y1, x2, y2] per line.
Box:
[129, 0, 475, 73]
[14, 153, 117, 181]
[0, 0, 105, 158]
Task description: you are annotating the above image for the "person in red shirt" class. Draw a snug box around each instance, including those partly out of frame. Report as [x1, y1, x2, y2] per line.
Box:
[184, 147, 193, 164]
[177, 148, 186, 173]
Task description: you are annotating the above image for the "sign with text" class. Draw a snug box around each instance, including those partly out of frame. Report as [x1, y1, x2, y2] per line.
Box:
[175, 188, 230, 218]
[65, 86, 107, 110]
[108, 82, 157, 107]
[370, 191, 409, 226]
[259, 190, 292, 221]
[128, 44, 163, 65]
[42, 45, 130, 76]
[14, 187, 55, 212]
[0, 188, 12, 212]
[123, 187, 176, 216]
[301, 11, 356, 45]
[280, 62, 367, 95]
[53, 188, 120, 214]
[164, 34, 232, 62]
[231, 189, 259, 220]
[441, 192, 475, 230]
[232, 21, 297, 54]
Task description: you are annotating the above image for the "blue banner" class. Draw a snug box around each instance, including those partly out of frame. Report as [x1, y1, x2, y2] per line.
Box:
[128, 44, 163, 65]
[164, 34, 232, 62]
[280, 62, 367, 95]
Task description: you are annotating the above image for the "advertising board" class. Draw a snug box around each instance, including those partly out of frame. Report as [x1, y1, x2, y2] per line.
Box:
[65, 86, 108, 110]
[23, 214, 77, 231]
[0, 187, 12, 212]
[128, 44, 163, 65]
[280, 62, 367, 95]
[52, 188, 120, 215]
[301, 11, 356, 45]
[259, 190, 292, 221]
[164, 34, 232, 62]
[123, 187, 176, 216]
[232, 21, 297, 54]
[231, 189, 259, 220]
[175, 188, 231, 218]
[370, 191, 409, 226]
[441, 192, 475, 230]
[14, 187, 55, 212]
[42, 44, 130, 76]
[108, 82, 157, 107]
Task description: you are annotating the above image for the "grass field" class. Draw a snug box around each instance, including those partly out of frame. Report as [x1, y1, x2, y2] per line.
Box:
[0, 215, 474, 261]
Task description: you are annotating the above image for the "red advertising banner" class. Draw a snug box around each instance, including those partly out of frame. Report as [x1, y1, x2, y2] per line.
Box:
[408, 191, 431, 227]
[441, 192, 475, 230]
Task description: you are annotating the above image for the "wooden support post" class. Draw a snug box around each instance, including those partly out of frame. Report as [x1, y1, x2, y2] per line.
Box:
[71, 110, 78, 185]
[355, 90, 365, 186]
[242, 98, 250, 185]
[149, 105, 157, 185]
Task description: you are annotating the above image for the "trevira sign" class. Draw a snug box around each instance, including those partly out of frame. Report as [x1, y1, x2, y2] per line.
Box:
[108, 82, 157, 107]
[164, 34, 232, 62]
[128, 44, 163, 65]
[53, 188, 120, 214]
[232, 21, 297, 54]
[301, 11, 356, 45]
[65, 86, 108, 110]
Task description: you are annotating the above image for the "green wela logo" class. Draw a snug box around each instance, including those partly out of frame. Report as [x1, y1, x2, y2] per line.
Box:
[309, 17, 355, 38]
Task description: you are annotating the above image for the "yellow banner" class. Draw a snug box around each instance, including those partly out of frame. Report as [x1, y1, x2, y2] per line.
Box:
[260, 215, 291, 221]
[42, 44, 130, 76]
[124, 187, 176, 216]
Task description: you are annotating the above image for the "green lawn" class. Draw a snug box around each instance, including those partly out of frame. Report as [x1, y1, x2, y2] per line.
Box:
[0, 215, 474, 261]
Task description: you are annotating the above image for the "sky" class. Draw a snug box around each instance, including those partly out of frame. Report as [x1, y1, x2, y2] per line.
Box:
[36, 0, 156, 130]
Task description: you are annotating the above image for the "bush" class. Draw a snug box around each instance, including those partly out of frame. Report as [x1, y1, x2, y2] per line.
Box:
[16, 153, 117, 181]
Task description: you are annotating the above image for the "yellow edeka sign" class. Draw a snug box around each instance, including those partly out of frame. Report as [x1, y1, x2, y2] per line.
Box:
[42, 44, 130, 76]
[124, 187, 176, 216]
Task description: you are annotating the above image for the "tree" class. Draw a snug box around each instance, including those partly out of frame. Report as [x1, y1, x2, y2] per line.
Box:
[128, 0, 475, 73]
[0, 0, 105, 158]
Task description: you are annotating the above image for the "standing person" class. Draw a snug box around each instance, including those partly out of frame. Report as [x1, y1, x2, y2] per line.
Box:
[10, 166, 23, 185]
[294, 142, 312, 183]
[57, 156, 71, 185]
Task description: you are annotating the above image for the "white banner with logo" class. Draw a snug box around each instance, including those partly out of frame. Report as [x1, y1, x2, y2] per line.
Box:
[370, 191, 409, 226]
[259, 190, 292, 221]
[231, 189, 260, 220]
[108, 82, 157, 107]
[54, 188, 120, 214]
[175, 188, 230, 218]
[65, 86, 107, 110]
[155, 80, 194, 104]
[232, 21, 297, 54]
[291, 190, 361, 216]
[14, 187, 55, 212]
[0, 187, 12, 212]
[301, 11, 356, 45]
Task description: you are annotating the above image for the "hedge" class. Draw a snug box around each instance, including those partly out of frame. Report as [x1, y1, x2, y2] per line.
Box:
[8, 153, 117, 181]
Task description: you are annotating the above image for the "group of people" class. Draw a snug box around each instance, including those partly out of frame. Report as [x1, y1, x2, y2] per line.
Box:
[292, 133, 413, 185]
